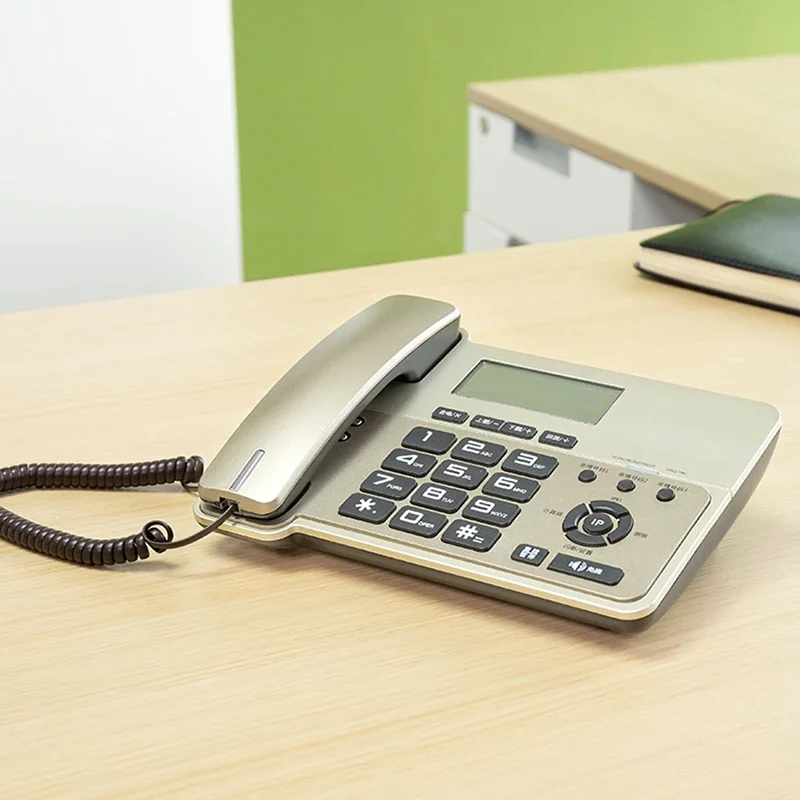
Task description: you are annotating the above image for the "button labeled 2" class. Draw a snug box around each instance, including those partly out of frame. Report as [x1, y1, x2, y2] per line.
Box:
[451, 438, 507, 467]
[463, 496, 520, 527]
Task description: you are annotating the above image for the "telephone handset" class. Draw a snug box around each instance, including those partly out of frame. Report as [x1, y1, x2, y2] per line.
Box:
[199, 296, 461, 518]
[1, 295, 781, 631]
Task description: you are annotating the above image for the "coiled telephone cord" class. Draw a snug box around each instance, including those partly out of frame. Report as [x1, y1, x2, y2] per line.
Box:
[0, 456, 232, 566]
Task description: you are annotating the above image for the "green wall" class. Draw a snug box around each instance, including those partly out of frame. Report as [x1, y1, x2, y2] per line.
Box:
[233, 1, 799, 281]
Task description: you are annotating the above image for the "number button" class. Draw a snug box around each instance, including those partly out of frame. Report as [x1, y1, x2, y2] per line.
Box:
[410, 483, 468, 514]
[462, 496, 521, 527]
[401, 426, 457, 454]
[381, 448, 437, 477]
[451, 438, 507, 467]
[431, 459, 487, 490]
[389, 507, 447, 538]
[360, 471, 416, 500]
[483, 473, 539, 502]
[502, 449, 559, 479]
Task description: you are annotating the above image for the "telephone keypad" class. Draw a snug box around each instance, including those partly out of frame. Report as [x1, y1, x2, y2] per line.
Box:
[441, 520, 501, 552]
[483, 473, 539, 503]
[451, 438, 507, 467]
[431, 460, 487, 490]
[361, 471, 417, 500]
[410, 483, 468, 514]
[402, 426, 457, 454]
[339, 493, 395, 524]
[382, 448, 437, 477]
[463, 496, 521, 527]
[503, 449, 559, 479]
[389, 507, 447, 537]
[330, 416, 709, 603]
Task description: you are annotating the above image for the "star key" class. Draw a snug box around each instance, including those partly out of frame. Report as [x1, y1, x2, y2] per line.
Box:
[338, 493, 395, 524]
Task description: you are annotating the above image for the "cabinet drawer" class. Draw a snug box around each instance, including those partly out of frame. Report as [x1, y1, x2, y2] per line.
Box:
[467, 104, 703, 246]
[468, 105, 634, 243]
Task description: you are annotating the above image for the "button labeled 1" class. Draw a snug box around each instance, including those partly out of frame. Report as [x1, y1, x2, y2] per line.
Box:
[402, 427, 457, 454]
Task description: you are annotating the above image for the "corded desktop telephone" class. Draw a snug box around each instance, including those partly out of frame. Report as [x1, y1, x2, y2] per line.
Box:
[0, 296, 781, 631]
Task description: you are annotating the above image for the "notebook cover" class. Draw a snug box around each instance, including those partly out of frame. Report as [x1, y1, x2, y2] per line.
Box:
[640, 194, 800, 281]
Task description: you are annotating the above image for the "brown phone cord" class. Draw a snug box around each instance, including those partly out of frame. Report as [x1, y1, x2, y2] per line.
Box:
[0, 456, 233, 566]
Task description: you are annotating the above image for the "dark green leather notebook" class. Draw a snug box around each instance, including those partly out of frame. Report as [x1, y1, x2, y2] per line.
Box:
[635, 194, 800, 313]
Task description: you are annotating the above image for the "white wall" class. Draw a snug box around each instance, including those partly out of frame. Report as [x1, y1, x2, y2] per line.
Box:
[0, 1, 242, 313]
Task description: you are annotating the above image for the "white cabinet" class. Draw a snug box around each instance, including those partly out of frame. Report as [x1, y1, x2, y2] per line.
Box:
[466, 104, 703, 253]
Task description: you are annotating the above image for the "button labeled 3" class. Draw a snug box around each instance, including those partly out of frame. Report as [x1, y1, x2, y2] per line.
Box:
[502, 449, 558, 479]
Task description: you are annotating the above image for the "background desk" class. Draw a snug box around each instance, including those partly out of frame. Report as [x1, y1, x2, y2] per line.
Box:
[466, 54, 800, 251]
[1, 231, 798, 797]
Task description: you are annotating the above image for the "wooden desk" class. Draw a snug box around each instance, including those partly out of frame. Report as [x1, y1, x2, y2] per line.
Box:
[1, 232, 798, 797]
[465, 55, 800, 251]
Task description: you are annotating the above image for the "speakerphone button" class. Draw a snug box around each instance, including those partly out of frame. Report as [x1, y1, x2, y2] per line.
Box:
[548, 554, 623, 585]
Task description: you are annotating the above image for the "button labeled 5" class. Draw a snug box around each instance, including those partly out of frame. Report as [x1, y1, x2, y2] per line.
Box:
[431, 459, 487, 489]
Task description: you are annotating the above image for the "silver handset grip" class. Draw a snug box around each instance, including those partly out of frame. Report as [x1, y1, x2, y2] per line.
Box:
[199, 295, 461, 517]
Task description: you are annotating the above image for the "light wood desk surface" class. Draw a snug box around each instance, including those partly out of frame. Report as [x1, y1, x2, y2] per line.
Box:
[470, 54, 800, 210]
[1, 231, 798, 797]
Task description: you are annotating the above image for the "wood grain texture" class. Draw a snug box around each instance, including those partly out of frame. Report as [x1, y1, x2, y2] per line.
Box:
[470, 54, 800, 209]
[1, 231, 798, 798]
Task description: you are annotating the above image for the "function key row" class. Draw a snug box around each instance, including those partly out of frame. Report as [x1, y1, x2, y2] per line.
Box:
[432, 406, 577, 449]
